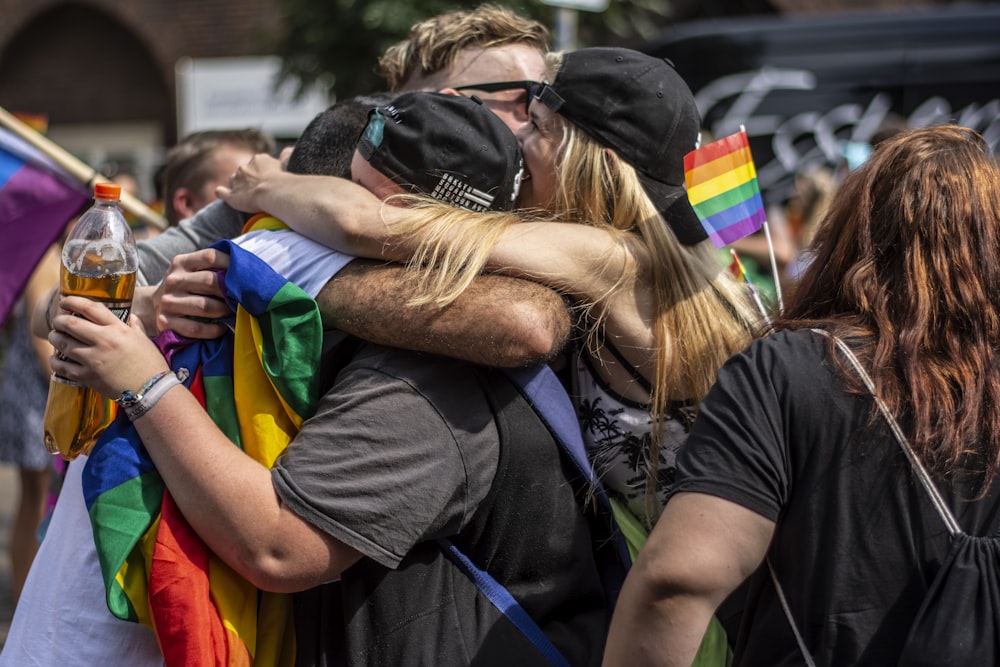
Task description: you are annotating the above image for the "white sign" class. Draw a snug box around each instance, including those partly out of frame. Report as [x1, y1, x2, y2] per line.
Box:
[175, 56, 330, 139]
[540, 0, 609, 12]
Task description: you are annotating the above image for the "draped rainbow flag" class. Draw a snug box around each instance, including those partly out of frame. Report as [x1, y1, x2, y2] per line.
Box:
[684, 129, 767, 248]
[81, 238, 324, 666]
[0, 126, 88, 325]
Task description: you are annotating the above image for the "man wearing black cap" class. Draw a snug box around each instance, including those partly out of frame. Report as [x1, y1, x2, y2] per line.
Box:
[352, 92, 524, 213]
[12, 85, 615, 666]
[122, 5, 563, 371]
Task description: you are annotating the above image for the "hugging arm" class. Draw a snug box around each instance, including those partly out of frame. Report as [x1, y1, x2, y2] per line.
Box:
[219, 157, 633, 305]
[131, 250, 570, 367]
[318, 259, 571, 367]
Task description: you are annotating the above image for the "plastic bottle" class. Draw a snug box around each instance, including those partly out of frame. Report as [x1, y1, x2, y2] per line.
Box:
[42, 182, 138, 459]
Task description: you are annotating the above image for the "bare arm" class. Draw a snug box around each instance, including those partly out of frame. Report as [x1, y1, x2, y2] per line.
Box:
[602, 492, 774, 667]
[218, 155, 634, 304]
[49, 296, 361, 592]
[141, 248, 571, 367]
[319, 259, 571, 367]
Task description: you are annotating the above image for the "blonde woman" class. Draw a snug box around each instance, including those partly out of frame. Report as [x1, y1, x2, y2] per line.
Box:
[224, 49, 760, 665]
[221, 48, 760, 546]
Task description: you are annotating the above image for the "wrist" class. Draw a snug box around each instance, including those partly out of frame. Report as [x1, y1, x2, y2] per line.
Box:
[116, 368, 189, 421]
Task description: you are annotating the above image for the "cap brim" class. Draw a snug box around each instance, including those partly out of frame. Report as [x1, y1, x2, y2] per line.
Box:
[638, 174, 708, 246]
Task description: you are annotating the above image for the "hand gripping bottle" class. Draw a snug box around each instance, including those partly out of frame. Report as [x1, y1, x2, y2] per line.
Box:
[42, 182, 138, 459]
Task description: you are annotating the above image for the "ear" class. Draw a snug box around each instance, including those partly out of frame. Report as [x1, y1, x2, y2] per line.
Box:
[171, 188, 196, 221]
[604, 147, 621, 175]
[437, 88, 461, 97]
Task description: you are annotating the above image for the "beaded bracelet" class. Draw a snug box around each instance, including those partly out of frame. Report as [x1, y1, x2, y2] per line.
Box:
[116, 368, 188, 422]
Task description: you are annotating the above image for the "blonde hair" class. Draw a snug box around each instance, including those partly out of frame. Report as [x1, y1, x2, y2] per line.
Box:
[385, 119, 759, 524]
[378, 5, 549, 91]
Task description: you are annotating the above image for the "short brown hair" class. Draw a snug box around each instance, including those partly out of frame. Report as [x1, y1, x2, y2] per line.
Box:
[378, 4, 549, 92]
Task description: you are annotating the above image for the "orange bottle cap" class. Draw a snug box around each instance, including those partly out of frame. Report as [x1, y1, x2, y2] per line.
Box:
[94, 182, 122, 200]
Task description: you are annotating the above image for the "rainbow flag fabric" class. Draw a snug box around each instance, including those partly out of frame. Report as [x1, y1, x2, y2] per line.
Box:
[81, 238, 324, 666]
[0, 126, 88, 325]
[684, 129, 766, 248]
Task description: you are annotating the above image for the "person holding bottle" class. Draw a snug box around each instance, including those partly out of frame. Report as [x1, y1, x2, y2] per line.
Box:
[41, 182, 137, 461]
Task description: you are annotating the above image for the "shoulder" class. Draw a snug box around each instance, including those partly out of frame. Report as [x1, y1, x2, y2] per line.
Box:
[136, 200, 249, 284]
[723, 329, 830, 385]
[329, 344, 500, 435]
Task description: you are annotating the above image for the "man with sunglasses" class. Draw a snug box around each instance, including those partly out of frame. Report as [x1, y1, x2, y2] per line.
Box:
[112, 5, 562, 369]
[37, 4, 565, 368]
[19, 4, 620, 665]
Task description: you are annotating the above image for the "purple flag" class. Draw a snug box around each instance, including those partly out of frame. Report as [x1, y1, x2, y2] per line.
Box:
[0, 127, 89, 326]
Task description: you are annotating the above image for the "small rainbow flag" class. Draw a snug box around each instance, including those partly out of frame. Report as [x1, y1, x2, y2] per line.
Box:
[684, 129, 766, 248]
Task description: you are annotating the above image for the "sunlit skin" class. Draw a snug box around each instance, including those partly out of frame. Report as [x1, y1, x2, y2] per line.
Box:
[350, 150, 405, 199]
[415, 43, 546, 134]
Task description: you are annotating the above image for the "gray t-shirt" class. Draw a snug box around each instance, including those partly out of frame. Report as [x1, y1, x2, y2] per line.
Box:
[136, 200, 249, 285]
[272, 342, 610, 666]
[273, 343, 499, 567]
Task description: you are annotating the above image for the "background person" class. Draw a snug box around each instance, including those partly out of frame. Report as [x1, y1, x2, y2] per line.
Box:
[0, 243, 63, 603]
[602, 125, 1000, 666]
[160, 127, 275, 226]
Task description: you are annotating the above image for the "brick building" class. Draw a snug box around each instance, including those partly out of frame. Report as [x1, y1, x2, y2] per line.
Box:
[0, 0, 289, 198]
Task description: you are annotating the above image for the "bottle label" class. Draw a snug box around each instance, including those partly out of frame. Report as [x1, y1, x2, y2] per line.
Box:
[52, 300, 132, 382]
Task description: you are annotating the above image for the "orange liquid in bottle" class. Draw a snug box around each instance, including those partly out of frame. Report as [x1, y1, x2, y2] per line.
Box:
[42, 268, 136, 459]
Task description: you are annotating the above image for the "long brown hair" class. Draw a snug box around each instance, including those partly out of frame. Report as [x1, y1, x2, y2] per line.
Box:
[778, 125, 1000, 481]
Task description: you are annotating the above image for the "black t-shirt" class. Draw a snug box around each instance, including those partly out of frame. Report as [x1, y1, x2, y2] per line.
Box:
[672, 329, 1000, 666]
[272, 343, 609, 666]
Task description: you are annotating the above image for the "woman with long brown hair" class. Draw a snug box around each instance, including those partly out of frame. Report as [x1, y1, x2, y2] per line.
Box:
[604, 124, 1000, 665]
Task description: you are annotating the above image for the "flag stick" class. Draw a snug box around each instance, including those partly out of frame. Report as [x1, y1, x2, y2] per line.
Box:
[736, 123, 783, 314]
[0, 105, 167, 231]
[762, 220, 784, 313]
[730, 249, 771, 324]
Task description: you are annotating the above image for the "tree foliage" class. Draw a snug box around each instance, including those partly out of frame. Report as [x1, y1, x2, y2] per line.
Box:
[273, 0, 681, 100]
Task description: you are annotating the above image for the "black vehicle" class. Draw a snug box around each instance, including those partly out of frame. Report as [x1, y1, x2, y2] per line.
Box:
[641, 5, 1000, 204]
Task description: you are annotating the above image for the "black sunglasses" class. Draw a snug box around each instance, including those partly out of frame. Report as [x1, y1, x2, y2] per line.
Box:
[453, 80, 545, 113]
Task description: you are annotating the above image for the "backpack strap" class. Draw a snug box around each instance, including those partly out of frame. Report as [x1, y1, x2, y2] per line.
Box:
[504, 364, 634, 585]
[436, 363, 628, 667]
[767, 558, 817, 667]
[437, 538, 572, 667]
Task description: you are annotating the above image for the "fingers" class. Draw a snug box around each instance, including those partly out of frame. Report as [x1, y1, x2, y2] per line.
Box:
[218, 153, 283, 212]
[48, 296, 170, 397]
[151, 249, 234, 336]
[171, 248, 230, 276]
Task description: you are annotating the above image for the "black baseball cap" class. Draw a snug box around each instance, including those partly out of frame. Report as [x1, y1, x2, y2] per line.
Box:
[357, 92, 523, 212]
[536, 47, 708, 245]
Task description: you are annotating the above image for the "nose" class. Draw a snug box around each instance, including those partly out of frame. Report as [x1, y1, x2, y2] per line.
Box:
[501, 108, 530, 135]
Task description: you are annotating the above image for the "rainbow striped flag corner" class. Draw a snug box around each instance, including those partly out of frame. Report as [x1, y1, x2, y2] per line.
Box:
[0, 126, 89, 325]
[684, 130, 766, 249]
